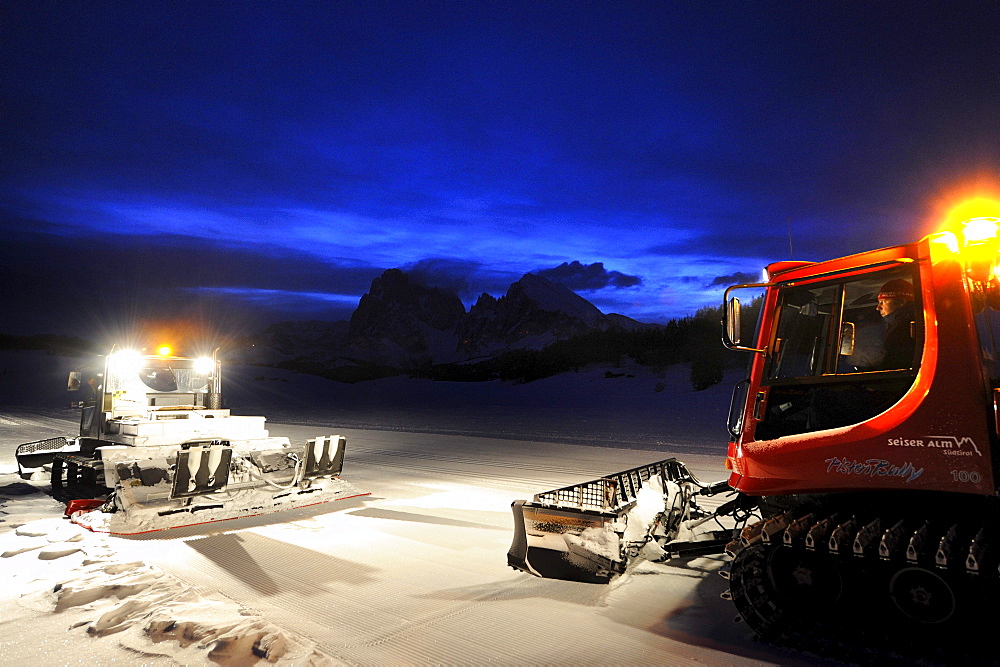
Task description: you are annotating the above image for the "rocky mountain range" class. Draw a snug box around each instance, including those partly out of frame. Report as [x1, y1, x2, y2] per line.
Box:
[242, 268, 651, 374]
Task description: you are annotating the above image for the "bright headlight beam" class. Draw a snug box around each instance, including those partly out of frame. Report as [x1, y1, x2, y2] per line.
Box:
[193, 357, 215, 375]
[108, 349, 144, 375]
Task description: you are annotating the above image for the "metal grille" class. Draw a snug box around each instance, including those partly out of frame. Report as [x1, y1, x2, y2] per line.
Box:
[533, 458, 691, 512]
[15, 436, 69, 456]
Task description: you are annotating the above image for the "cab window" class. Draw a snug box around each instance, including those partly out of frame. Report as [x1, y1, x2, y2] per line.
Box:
[755, 267, 921, 440]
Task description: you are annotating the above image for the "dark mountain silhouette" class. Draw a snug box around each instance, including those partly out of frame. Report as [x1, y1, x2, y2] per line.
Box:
[0, 270, 748, 389]
[247, 268, 651, 374]
[346, 268, 466, 368]
[457, 273, 645, 358]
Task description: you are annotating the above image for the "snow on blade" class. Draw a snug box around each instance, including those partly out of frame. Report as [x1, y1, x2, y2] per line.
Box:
[509, 459, 704, 583]
[70, 478, 370, 535]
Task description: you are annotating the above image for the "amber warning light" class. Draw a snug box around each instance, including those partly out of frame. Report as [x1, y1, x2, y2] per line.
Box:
[929, 198, 1000, 268]
[962, 217, 1000, 246]
[937, 197, 1000, 241]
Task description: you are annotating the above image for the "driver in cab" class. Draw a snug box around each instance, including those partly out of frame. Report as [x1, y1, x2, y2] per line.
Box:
[876, 279, 916, 370]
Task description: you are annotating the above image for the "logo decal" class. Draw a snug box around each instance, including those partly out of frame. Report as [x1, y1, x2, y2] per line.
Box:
[886, 435, 981, 457]
[926, 435, 981, 456]
[825, 457, 924, 483]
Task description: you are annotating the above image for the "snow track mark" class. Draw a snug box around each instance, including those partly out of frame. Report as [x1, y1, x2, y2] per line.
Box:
[145, 530, 606, 665]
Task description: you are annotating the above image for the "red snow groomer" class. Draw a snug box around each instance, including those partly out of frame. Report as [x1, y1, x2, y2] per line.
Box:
[508, 199, 1000, 643]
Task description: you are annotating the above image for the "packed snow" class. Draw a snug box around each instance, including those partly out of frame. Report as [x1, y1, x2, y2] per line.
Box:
[0, 350, 812, 665]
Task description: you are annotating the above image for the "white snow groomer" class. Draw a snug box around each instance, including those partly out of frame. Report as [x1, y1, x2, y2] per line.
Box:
[16, 347, 364, 534]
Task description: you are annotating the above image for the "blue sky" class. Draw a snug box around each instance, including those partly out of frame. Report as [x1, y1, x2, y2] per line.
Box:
[3, 1, 999, 339]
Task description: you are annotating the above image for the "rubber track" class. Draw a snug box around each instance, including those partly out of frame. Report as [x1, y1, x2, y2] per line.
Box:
[723, 512, 997, 663]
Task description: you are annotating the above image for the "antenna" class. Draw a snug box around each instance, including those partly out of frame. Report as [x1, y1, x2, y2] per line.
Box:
[786, 217, 794, 258]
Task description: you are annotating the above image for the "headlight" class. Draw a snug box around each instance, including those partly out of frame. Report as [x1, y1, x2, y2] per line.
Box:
[108, 350, 144, 375]
[193, 357, 215, 376]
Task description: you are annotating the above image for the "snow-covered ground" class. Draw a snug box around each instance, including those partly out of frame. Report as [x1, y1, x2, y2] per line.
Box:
[0, 350, 813, 665]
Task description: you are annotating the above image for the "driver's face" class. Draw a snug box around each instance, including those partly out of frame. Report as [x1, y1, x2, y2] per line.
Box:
[877, 298, 900, 317]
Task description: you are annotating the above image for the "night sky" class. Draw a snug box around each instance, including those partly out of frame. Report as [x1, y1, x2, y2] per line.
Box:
[3, 2, 999, 342]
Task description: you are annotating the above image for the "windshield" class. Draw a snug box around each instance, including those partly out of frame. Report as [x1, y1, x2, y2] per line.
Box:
[138, 364, 209, 393]
[754, 265, 922, 440]
[768, 267, 920, 381]
[105, 358, 210, 398]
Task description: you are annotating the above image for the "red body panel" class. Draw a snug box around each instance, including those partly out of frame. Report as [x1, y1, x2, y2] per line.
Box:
[728, 238, 997, 497]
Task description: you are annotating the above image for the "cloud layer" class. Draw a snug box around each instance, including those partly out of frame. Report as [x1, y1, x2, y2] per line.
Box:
[3, 3, 1000, 338]
[535, 262, 641, 291]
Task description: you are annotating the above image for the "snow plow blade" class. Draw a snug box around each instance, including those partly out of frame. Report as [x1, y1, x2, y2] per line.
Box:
[65, 435, 367, 535]
[15, 436, 74, 478]
[509, 499, 624, 583]
[509, 458, 732, 583]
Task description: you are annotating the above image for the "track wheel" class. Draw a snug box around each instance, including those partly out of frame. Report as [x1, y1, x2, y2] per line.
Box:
[888, 567, 956, 625]
[767, 545, 843, 613]
[729, 539, 843, 638]
[728, 541, 782, 637]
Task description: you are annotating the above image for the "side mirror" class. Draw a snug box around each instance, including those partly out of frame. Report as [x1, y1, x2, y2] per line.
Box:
[67, 371, 82, 392]
[726, 297, 742, 346]
[839, 322, 856, 356]
[722, 282, 767, 353]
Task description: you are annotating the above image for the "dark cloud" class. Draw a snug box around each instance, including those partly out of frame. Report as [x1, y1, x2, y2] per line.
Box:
[402, 258, 481, 296]
[0, 222, 380, 338]
[708, 272, 760, 287]
[535, 262, 641, 291]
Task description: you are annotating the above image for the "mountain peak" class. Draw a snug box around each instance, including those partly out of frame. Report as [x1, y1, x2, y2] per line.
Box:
[346, 269, 466, 367]
[455, 273, 608, 357]
[257, 266, 650, 371]
[350, 269, 466, 335]
[510, 273, 604, 324]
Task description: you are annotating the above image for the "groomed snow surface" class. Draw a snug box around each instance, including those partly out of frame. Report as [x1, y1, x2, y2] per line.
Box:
[0, 351, 807, 665]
